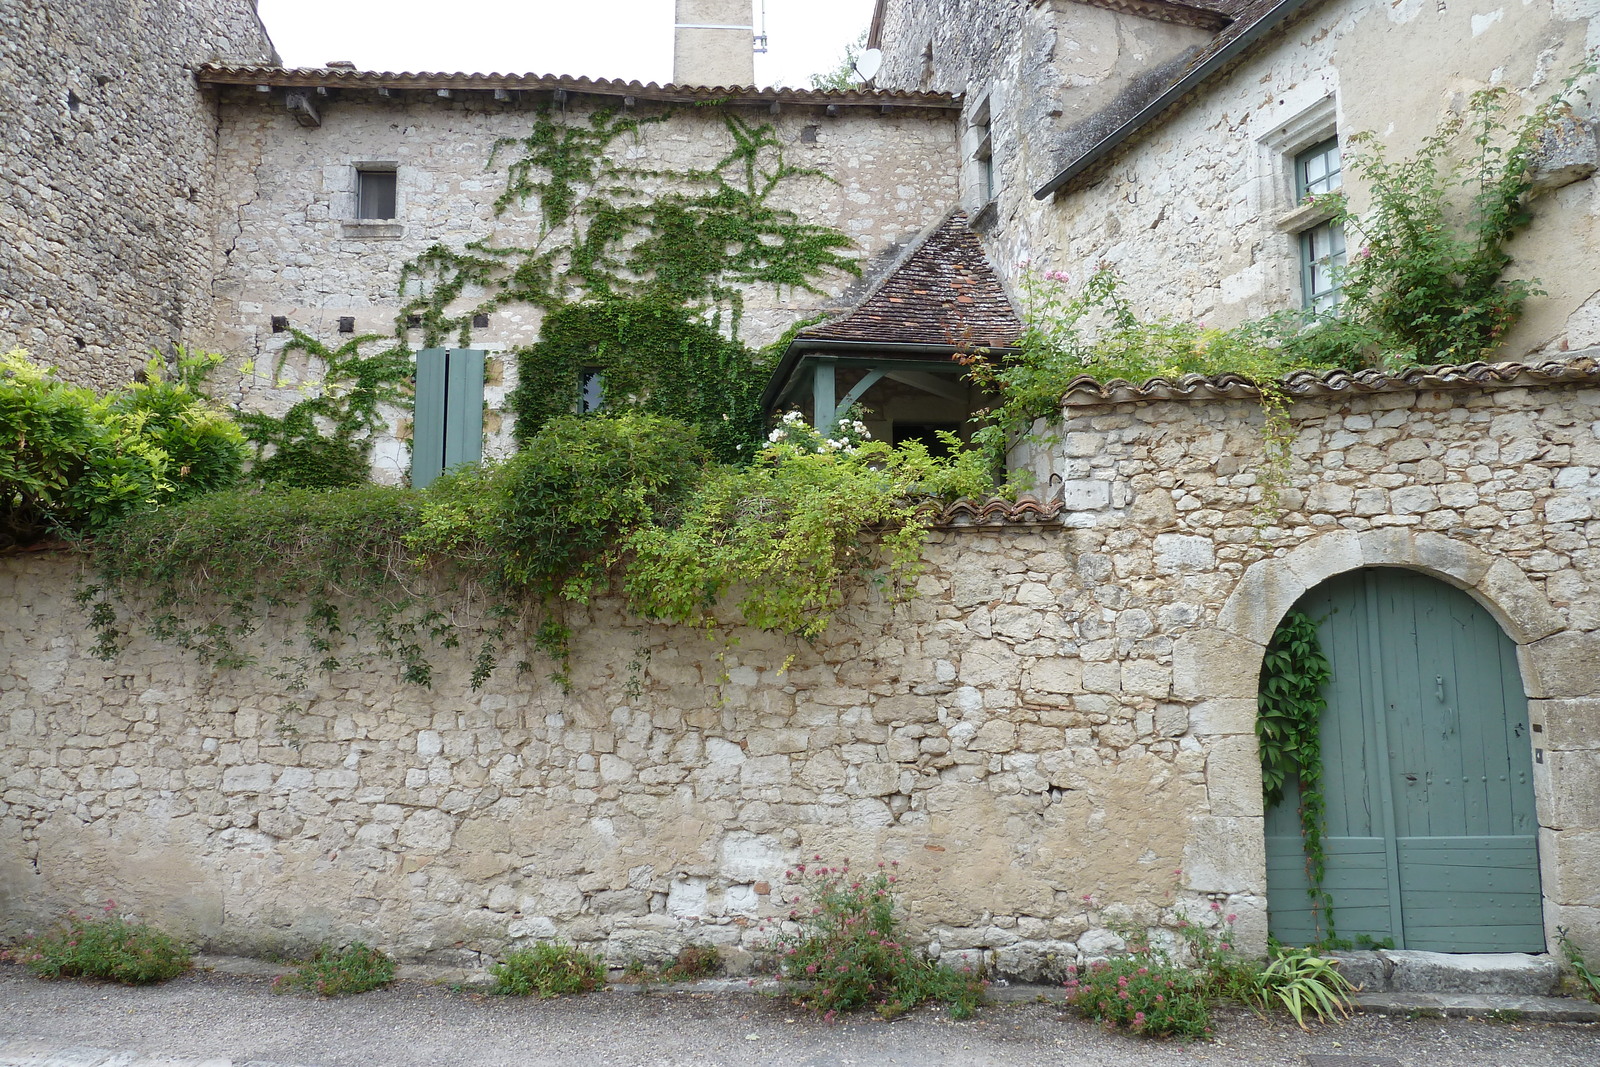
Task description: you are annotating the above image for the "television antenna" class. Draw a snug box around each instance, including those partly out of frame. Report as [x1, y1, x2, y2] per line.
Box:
[754, 0, 769, 53]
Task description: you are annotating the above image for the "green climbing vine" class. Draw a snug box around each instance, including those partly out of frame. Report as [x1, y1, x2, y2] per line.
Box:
[1257, 609, 1334, 941]
[237, 329, 415, 489]
[395, 107, 858, 462]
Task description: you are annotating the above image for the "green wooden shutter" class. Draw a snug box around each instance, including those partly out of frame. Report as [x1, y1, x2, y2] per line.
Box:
[443, 348, 485, 475]
[413, 348, 448, 489]
[411, 348, 484, 489]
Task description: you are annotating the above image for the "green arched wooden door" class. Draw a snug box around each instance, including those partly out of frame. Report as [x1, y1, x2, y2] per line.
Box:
[1265, 568, 1544, 951]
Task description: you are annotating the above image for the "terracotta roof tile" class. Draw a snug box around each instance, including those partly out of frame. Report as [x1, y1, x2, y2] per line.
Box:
[1058, 354, 1600, 406]
[927, 491, 1066, 528]
[195, 65, 960, 109]
[799, 213, 1022, 348]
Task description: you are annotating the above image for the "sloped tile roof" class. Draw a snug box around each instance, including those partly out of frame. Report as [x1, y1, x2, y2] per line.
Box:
[1058, 355, 1600, 406]
[195, 65, 960, 110]
[798, 213, 1023, 349]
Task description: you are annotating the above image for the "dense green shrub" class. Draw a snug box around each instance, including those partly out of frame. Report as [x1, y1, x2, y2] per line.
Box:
[1, 902, 191, 985]
[412, 412, 709, 602]
[1, 349, 243, 548]
[511, 299, 768, 464]
[490, 942, 606, 997]
[106, 351, 247, 501]
[273, 942, 397, 996]
[625, 416, 994, 639]
[773, 860, 985, 1020]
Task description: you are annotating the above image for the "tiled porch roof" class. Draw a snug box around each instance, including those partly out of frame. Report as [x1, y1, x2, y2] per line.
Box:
[798, 212, 1023, 350]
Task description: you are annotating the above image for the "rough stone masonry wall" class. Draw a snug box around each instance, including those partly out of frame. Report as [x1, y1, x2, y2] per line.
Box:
[0, 0, 275, 388]
[2, 382, 1597, 974]
[208, 91, 958, 480]
[0, 527, 1237, 981]
[1012, 378, 1600, 957]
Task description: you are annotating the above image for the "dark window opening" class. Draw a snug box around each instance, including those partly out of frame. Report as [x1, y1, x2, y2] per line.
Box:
[892, 422, 961, 457]
[356, 169, 397, 219]
[579, 368, 604, 413]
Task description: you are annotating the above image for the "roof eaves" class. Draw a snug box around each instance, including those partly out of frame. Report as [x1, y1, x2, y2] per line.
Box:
[1034, 0, 1325, 199]
[194, 64, 963, 110]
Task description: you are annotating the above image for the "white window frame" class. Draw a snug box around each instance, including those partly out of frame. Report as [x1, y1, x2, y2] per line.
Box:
[1256, 95, 1345, 312]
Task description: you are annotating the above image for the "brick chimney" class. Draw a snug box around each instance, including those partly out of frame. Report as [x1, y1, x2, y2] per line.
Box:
[673, 0, 755, 87]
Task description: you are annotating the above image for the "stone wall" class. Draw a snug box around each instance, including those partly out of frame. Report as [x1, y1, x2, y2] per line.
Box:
[208, 88, 959, 479]
[0, 0, 276, 388]
[3, 377, 1597, 972]
[1010, 372, 1600, 956]
[878, 0, 1600, 363]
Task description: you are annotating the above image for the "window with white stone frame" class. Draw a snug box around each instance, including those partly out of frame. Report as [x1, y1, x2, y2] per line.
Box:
[964, 90, 996, 212]
[1260, 95, 1345, 314]
[343, 161, 404, 240]
[1294, 137, 1345, 312]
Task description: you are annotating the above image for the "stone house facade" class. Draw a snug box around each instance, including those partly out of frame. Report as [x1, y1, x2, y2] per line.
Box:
[2, 0, 1599, 972]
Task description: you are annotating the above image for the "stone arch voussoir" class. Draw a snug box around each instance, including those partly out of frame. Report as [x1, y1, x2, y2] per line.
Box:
[1215, 528, 1566, 649]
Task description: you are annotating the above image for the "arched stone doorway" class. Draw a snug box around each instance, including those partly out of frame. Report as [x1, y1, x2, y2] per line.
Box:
[1179, 528, 1587, 957]
[1263, 567, 1542, 950]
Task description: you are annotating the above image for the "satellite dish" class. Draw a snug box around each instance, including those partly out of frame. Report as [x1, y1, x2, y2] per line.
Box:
[854, 48, 883, 82]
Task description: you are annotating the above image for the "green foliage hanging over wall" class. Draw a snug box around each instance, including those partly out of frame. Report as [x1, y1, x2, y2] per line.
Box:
[238, 330, 414, 489]
[87, 486, 447, 684]
[1, 349, 244, 549]
[965, 268, 1340, 519]
[1257, 609, 1335, 941]
[1330, 80, 1586, 364]
[395, 107, 858, 460]
[89, 412, 993, 689]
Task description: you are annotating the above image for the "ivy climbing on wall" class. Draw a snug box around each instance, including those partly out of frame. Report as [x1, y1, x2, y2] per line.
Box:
[1257, 609, 1335, 941]
[396, 107, 859, 462]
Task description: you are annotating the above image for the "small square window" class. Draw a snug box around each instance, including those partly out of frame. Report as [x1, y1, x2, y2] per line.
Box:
[356, 168, 397, 220]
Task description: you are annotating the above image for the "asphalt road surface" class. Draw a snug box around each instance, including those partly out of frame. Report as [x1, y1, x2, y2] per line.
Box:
[2, 964, 1598, 1067]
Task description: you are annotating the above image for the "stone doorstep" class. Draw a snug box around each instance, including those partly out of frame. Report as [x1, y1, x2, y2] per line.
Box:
[1351, 992, 1600, 1023]
[1328, 950, 1561, 996]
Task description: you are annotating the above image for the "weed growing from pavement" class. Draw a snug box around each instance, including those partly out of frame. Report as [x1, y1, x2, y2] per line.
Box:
[490, 942, 606, 997]
[769, 858, 985, 1021]
[1, 901, 190, 985]
[1065, 905, 1353, 1038]
[1557, 926, 1600, 1002]
[618, 943, 723, 985]
[272, 942, 396, 996]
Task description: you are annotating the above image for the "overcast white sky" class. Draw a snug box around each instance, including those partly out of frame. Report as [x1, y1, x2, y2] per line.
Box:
[256, 0, 873, 88]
